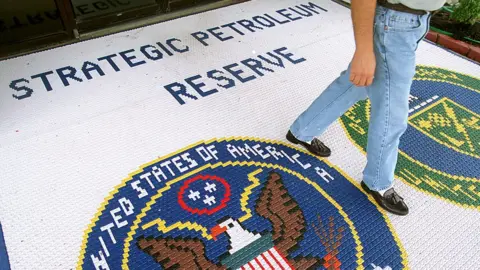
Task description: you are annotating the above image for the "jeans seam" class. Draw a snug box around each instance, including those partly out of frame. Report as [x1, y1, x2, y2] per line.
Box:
[372, 38, 391, 188]
[300, 83, 355, 134]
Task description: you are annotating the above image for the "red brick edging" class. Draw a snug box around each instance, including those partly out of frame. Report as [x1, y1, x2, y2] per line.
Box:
[425, 31, 480, 63]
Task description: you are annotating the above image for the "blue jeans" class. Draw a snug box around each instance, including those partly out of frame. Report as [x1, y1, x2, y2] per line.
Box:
[290, 6, 431, 191]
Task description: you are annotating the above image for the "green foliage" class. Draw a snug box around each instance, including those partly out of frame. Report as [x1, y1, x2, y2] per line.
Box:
[451, 0, 480, 25]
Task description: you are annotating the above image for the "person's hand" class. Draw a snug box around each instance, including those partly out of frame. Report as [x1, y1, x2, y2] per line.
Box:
[350, 49, 376, 87]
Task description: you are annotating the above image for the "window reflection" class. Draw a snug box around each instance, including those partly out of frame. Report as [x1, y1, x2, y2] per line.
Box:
[0, 0, 64, 44]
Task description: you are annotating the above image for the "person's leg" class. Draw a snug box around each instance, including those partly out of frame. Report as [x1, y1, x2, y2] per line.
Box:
[363, 9, 431, 193]
[289, 65, 368, 143]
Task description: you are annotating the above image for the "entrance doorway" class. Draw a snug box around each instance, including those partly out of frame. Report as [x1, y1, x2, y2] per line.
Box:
[0, 0, 247, 59]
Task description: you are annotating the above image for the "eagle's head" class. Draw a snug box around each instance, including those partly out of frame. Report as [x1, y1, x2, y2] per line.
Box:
[210, 216, 261, 254]
[210, 216, 241, 241]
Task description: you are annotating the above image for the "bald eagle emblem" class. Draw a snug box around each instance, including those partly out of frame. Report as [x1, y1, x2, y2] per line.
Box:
[137, 171, 343, 270]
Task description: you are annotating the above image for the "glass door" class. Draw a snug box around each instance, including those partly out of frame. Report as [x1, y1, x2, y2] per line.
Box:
[0, 0, 247, 58]
[0, 0, 69, 45]
[72, 0, 243, 33]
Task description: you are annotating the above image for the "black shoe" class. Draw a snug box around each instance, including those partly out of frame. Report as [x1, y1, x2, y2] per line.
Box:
[286, 130, 331, 157]
[361, 181, 409, 216]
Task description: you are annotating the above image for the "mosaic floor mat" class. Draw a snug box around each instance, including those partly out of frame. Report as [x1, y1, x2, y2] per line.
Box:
[0, 0, 479, 269]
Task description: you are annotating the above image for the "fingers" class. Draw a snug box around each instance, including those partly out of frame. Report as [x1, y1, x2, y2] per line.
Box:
[366, 76, 374, 86]
[349, 73, 355, 84]
[350, 49, 376, 87]
[350, 73, 374, 87]
[349, 74, 358, 86]
[358, 76, 367, 87]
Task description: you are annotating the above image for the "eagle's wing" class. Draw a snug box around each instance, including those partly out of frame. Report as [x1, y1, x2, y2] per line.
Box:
[254, 171, 306, 256]
[137, 236, 226, 270]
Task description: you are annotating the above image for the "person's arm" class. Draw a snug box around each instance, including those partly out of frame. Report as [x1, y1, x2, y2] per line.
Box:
[350, 0, 377, 87]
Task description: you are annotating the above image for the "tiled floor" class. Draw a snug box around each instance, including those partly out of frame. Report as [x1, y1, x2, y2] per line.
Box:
[0, 0, 479, 269]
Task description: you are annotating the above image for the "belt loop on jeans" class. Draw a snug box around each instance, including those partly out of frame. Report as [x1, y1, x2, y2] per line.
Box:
[377, 0, 427, 15]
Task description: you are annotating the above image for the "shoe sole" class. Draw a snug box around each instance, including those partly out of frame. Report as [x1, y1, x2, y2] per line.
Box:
[361, 182, 408, 216]
[286, 134, 331, 157]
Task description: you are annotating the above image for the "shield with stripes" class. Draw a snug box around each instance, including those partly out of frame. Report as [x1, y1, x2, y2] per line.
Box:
[239, 246, 292, 270]
[212, 217, 293, 270]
